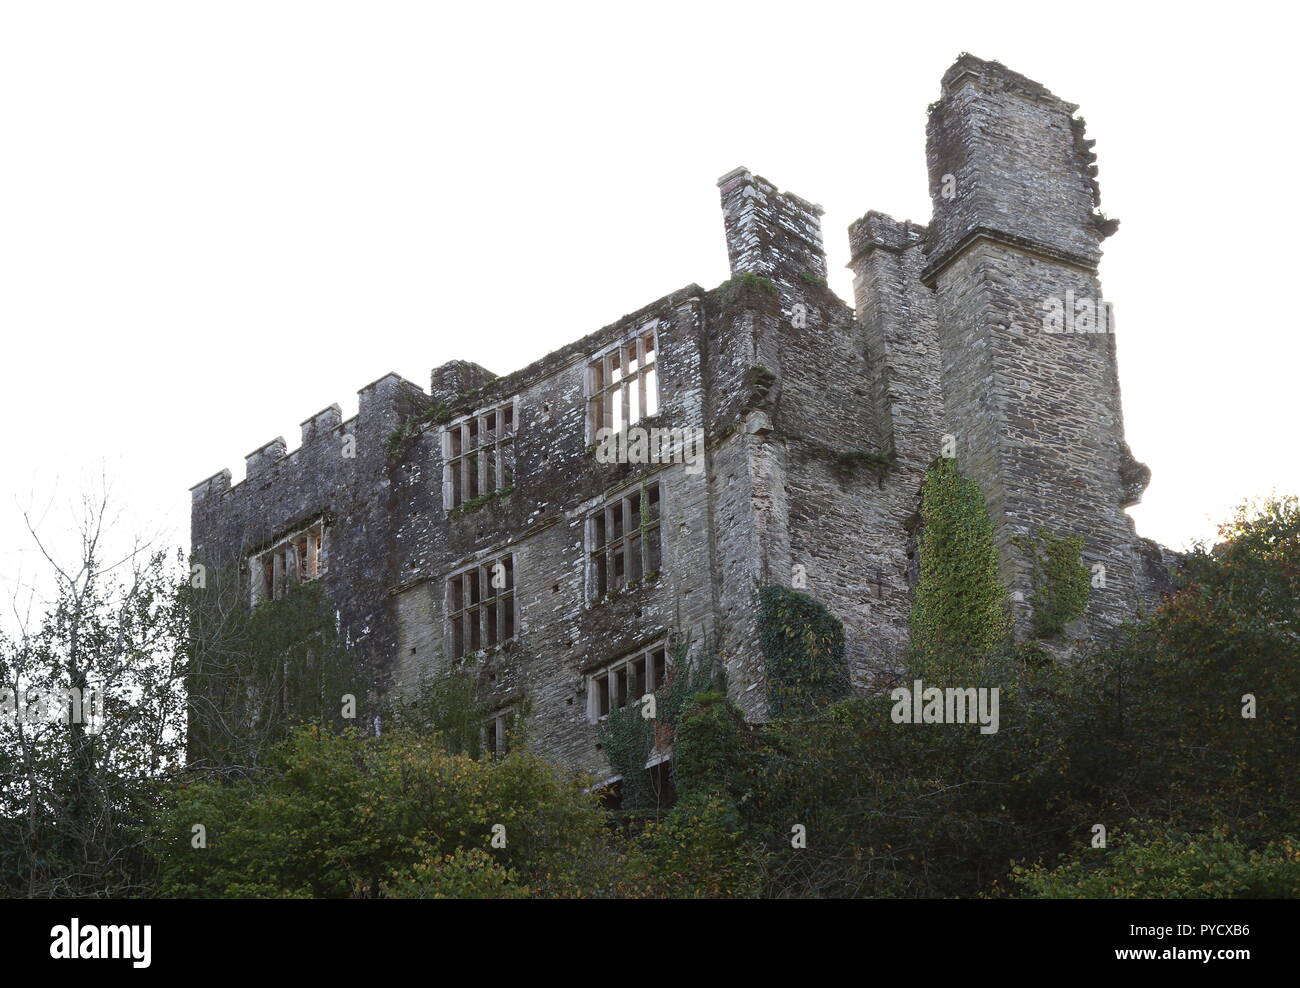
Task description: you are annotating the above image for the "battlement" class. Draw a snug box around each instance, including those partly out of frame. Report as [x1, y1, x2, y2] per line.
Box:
[191, 371, 427, 496]
[189, 468, 232, 503]
[300, 404, 343, 445]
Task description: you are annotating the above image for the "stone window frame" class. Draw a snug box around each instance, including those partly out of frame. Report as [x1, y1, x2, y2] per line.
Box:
[482, 707, 516, 758]
[441, 399, 517, 512]
[445, 552, 516, 658]
[586, 480, 662, 601]
[585, 325, 659, 442]
[250, 519, 326, 606]
[587, 640, 669, 723]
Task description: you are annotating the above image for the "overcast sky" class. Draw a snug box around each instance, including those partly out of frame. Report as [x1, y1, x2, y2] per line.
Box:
[1, 1, 1295, 607]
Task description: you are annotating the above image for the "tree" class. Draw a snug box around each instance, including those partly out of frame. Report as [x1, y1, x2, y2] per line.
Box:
[0, 483, 186, 896]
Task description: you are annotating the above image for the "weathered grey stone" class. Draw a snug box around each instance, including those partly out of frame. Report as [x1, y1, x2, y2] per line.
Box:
[189, 54, 1175, 776]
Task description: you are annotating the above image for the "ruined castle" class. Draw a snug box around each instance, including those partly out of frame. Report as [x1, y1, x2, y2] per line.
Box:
[189, 55, 1177, 779]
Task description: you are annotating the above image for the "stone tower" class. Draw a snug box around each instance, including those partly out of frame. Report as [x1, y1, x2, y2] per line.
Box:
[923, 54, 1156, 638]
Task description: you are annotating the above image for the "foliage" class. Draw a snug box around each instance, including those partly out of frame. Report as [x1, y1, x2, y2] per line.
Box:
[384, 846, 530, 899]
[448, 486, 514, 520]
[719, 272, 778, 304]
[671, 691, 754, 806]
[152, 726, 626, 898]
[1011, 828, 1300, 898]
[629, 794, 763, 898]
[1017, 528, 1091, 637]
[833, 449, 893, 480]
[0, 492, 188, 897]
[909, 458, 1012, 673]
[388, 665, 487, 758]
[385, 400, 456, 460]
[671, 496, 1300, 898]
[598, 636, 713, 812]
[184, 574, 359, 771]
[755, 584, 850, 718]
[1058, 496, 1300, 843]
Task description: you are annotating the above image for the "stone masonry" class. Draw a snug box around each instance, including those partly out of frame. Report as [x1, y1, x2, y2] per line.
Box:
[189, 55, 1176, 780]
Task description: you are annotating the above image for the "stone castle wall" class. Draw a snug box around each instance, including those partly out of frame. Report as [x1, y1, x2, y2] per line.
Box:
[190, 54, 1173, 775]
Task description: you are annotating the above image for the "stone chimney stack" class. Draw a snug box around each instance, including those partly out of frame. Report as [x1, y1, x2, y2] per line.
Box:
[717, 167, 827, 291]
[924, 54, 1146, 640]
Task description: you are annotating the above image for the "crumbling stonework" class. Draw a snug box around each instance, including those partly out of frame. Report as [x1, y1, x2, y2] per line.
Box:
[190, 54, 1173, 779]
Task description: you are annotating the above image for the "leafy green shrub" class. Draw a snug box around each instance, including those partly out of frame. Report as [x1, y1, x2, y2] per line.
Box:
[630, 795, 762, 898]
[384, 846, 530, 899]
[152, 726, 624, 898]
[1012, 828, 1300, 898]
[672, 691, 754, 806]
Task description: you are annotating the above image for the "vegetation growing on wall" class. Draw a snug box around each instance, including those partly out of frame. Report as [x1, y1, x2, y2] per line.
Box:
[389, 666, 488, 758]
[833, 448, 894, 484]
[1017, 528, 1091, 637]
[186, 575, 359, 771]
[597, 636, 713, 812]
[755, 584, 850, 718]
[384, 398, 459, 460]
[447, 486, 514, 520]
[908, 458, 1012, 671]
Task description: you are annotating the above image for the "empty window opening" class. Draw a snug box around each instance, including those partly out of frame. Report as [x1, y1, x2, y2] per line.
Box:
[447, 553, 516, 657]
[252, 520, 326, 605]
[589, 482, 661, 599]
[587, 642, 669, 722]
[587, 329, 658, 438]
[443, 401, 516, 511]
[483, 709, 515, 758]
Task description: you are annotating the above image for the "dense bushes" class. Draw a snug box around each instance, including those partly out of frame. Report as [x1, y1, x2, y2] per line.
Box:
[152, 726, 625, 898]
[1012, 829, 1300, 899]
[674, 495, 1300, 898]
[6, 491, 1296, 898]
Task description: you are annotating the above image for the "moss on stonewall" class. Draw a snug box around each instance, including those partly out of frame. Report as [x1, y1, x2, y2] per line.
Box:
[448, 486, 515, 520]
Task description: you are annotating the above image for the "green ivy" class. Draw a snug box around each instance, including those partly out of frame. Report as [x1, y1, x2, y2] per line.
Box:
[598, 637, 713, 812]
[908, 458, 1012, 672]
[187, 578, 359, 770]
[1017, 528, 1091, 638]
[755, 584, 850, 718]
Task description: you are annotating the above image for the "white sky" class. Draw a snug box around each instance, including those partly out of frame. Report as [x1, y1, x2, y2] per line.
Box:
[1, 1, 1296, 607]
